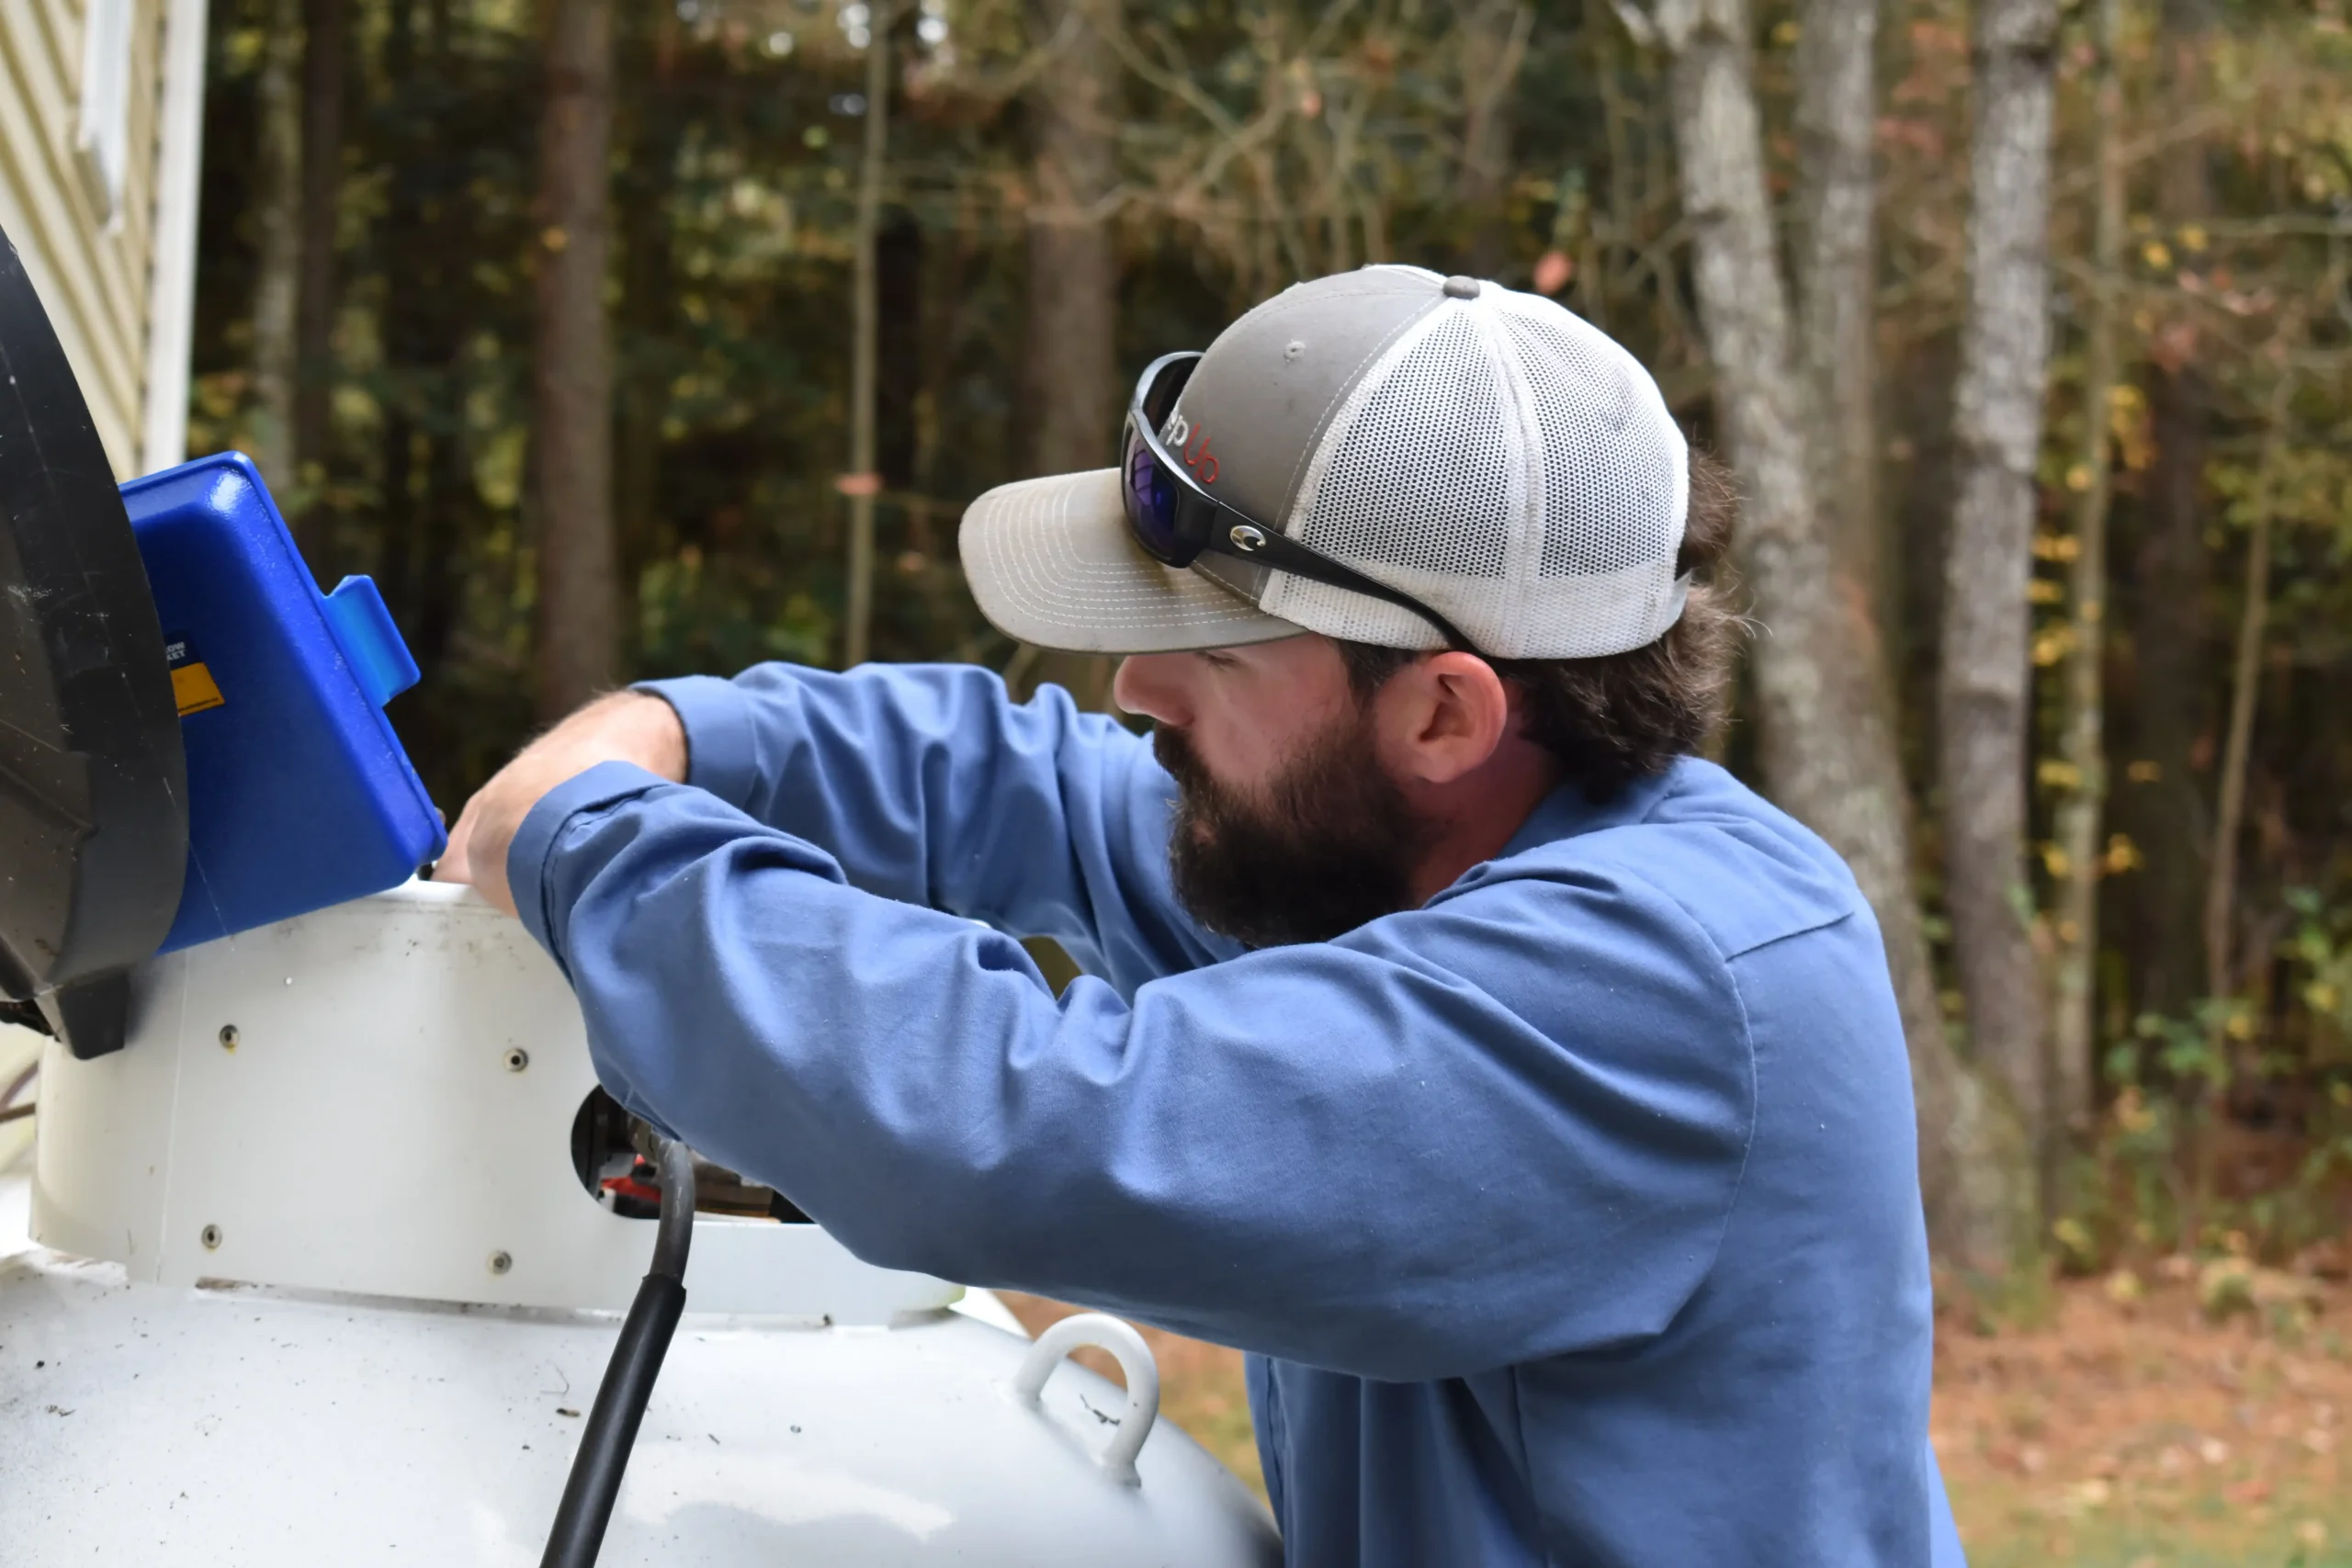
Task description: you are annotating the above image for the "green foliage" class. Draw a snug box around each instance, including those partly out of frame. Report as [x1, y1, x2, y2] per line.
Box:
[2059, 886, 2352, 1272]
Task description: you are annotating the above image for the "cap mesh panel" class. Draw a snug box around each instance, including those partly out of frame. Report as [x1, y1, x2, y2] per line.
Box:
[1292, 311, 1513, 581]
[1498, 305, 1685, 581]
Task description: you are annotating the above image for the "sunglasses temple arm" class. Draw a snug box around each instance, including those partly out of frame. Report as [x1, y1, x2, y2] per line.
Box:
[1242, 534, 1479, 655]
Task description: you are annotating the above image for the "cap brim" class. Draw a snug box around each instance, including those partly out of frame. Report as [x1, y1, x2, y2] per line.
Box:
[959, 468, 1306, 655]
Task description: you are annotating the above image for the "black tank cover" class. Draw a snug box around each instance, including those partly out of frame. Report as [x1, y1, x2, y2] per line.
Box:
[0, 222, 188, 1057]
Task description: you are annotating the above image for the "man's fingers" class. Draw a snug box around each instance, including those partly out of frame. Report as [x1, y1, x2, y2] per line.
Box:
[433, 839, 473, 886]
[436, 770, 535, 915]
[464, 804, 521, 915]
[435, 798, 482, 884]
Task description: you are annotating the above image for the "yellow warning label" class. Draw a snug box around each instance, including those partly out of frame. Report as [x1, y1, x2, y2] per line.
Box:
[171, 661, 225, 716]
[164, 633, 225, 716]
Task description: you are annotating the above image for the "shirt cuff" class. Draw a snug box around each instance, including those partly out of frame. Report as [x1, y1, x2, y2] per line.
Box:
[633, 674, 759, 807]
[508, 759, 673, 964]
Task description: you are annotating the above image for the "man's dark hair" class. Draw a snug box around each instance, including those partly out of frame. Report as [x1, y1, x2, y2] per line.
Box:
[1338, 448, 1742, 801]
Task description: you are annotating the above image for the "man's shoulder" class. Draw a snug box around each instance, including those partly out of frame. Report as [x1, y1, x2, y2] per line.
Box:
[1477, 758, 1872, 964]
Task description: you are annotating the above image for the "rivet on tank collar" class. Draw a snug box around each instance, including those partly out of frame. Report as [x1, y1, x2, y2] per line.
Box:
[1442, 276, 1482, 299]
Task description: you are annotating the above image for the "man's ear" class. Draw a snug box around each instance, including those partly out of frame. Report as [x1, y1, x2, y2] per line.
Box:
[1379, 651, 1512, 785]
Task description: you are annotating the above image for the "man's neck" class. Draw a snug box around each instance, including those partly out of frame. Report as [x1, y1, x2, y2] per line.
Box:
[1406, 739, 1565, 905]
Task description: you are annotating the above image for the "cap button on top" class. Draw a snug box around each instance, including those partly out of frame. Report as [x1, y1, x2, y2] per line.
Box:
[1442, 276, 1482, 299]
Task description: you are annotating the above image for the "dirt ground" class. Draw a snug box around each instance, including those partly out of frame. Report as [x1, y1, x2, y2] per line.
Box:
[1935, 1269, 2352, 1567]
[1006, 1270, 2352, 1564]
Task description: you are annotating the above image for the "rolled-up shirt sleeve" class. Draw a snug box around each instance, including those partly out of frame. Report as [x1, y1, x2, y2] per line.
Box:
[510, 761, 1754, 1384]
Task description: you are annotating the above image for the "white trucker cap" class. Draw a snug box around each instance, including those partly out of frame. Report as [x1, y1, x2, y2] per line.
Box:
[959, 264, 1690, 660]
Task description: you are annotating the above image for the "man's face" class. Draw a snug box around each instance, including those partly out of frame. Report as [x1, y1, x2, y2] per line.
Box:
[1113, 637, 1430, 948]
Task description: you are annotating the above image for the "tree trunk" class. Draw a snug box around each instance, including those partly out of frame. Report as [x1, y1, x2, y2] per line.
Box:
[1792, 0, 1881, 626]
[293, 0, 347, 523]
[2203, 372, 2291, 1004]
[249, 0, 303, 496]
[613, 2, 681, 670]
[842, 1, 895, 671]
[1023, 0, 1120, 705]
[877, 213, 925, 492]
[371, 0, 421, 624]
[2123, 0, 2216, 1020]
[1645, 0, 2030, 1270]
[2050, 0, 2125, 1145]
[1939, 0, 2057, 1186]
[531, 0, 616, 720]
[412, 0, 467, 682]
[1024, 0, 1118, 481]
[1457, 2, 1533, 279]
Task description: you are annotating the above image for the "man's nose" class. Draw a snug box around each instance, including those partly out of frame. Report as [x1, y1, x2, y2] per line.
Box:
[1111, 654, 1191, 728]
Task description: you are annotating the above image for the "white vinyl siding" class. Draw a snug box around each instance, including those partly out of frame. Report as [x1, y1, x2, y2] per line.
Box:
[76, 0, 133, 222]
[0, 0, 171, 476]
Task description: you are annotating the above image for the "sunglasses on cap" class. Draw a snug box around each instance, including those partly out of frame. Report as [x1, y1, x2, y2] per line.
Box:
[1119, 351, 1477, 654]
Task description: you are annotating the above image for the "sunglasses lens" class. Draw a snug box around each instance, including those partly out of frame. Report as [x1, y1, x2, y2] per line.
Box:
[1122, 422, 1185, 562]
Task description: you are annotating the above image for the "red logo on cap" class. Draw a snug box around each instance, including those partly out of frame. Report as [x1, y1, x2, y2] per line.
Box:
[1183, 428, 1219, 484]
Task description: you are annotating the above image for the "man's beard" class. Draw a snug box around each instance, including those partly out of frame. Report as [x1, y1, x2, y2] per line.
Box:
[1154, 709, 1432, 949]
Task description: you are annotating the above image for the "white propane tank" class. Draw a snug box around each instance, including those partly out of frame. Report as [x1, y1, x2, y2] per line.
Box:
[0, 880, 1280, 1565]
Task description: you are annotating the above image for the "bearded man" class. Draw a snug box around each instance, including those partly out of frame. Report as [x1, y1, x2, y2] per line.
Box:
[443, 266, 1968, 1566]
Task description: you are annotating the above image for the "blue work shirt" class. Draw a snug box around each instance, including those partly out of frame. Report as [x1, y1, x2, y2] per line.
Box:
[511, 661, 1969, 1567]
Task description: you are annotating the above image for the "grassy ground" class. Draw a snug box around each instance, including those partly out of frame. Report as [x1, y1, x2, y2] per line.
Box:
[1006, 1269, 2352, 1562]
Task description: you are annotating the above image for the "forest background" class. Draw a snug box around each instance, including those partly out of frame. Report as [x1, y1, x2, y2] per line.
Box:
[191, 0, 2352, 1554]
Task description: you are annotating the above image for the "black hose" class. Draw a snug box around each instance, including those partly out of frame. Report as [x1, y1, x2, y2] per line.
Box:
[539, 1137, 695, 1568]
[650, 1138, 694, 1280]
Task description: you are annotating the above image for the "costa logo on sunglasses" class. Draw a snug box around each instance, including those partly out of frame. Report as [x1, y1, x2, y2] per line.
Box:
[1159, 412, 1219, 483]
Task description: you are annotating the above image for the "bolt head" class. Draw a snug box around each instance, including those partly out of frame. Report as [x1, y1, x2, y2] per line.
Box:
[503, 1048, 529, 1073]
[199, 1224, 222, 1250]
[218, 1025, 239, 1051]
[488, 1250, 514, 1276]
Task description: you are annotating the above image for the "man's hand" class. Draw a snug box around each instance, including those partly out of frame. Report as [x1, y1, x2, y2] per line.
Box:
[436, 692, 688, 916]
